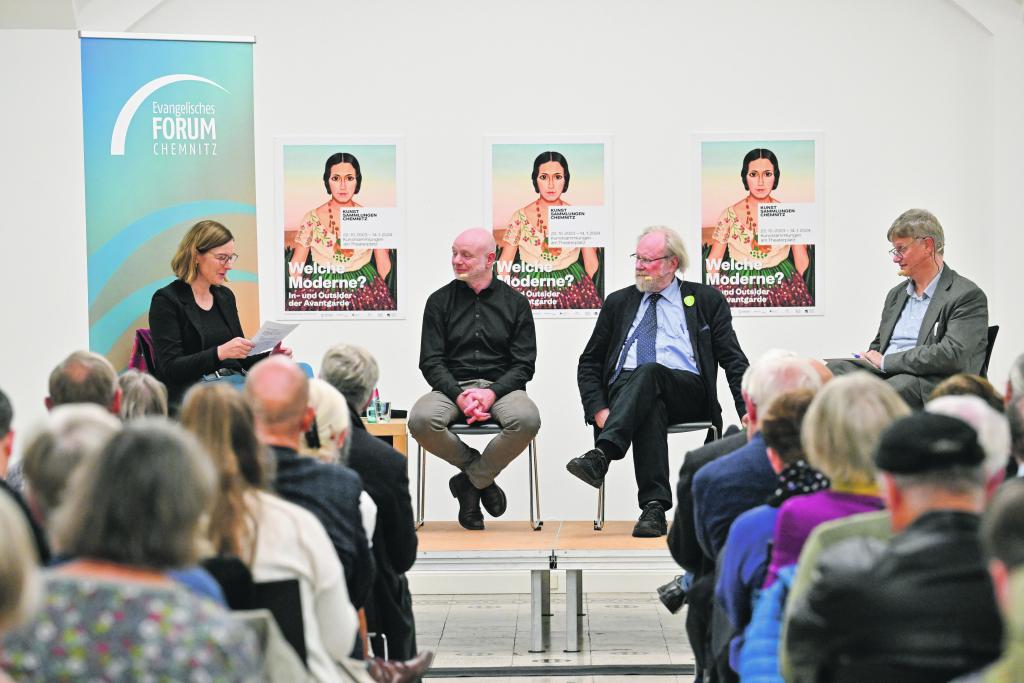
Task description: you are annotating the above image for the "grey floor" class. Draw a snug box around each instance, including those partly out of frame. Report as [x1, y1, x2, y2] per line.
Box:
[415, 592, 695, 681]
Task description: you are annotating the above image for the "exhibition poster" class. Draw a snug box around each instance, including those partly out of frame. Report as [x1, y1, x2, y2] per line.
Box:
[486, 138, 611, 317]
[81, 33, 258, 366]
[697, 133, 823, 316]
[278, 139, 403, 319]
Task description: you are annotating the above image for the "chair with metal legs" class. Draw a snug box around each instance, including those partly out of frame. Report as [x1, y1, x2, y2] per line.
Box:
[594, 421, 718, 531]
[415, 422, 542, 530]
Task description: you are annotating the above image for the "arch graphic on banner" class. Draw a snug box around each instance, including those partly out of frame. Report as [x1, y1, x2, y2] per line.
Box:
[110, 74, 228, 155]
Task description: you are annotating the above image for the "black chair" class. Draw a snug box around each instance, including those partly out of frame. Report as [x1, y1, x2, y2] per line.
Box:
[200, 555, 255, 611]
[594, 421, 719, 531]
[250, 579, 307, 667]
[201, 557, 308, 667]
[980, 325, 999, 378]
[415, 421, 541, 530]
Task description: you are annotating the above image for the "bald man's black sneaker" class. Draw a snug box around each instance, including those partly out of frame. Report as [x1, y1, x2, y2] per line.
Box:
[566, 448, 609, 488]
[633, 501, 667, 538]
[449, 473, 484, 530]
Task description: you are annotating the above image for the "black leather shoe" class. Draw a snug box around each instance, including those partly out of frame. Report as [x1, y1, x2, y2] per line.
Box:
[449, 473, 484, 530]
[657, 576, 687, 614]
[632, 501, 667, 538]
[566, 448, 609, 488]
[479, 481, 507, 518]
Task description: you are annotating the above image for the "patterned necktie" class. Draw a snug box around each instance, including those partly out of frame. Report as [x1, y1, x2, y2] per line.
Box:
[610, 292, 661, 385]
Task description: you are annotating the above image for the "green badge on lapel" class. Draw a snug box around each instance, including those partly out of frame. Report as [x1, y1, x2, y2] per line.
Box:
[684, 295, 695, 307]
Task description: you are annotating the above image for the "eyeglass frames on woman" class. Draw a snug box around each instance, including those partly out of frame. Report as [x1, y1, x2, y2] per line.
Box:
[630, 253, 671, 266]
[209, 253, 239, 265]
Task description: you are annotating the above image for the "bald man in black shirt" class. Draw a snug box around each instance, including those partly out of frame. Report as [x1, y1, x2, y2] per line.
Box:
[409, 228, 540, 530]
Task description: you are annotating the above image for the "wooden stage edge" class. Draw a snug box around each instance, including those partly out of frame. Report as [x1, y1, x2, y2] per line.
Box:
[416, 520, 670, 553]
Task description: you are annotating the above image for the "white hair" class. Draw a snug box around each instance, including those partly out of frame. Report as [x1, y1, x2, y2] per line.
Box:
[300, 378, 351, 464]
[926, 395, 1011, 481]
[320, 344, 380, 410]
[742, 350, 822, 410]
[640, 226, 689, 273]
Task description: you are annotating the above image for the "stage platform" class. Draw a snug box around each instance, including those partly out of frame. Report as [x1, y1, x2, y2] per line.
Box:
[413, 520, 678, 652]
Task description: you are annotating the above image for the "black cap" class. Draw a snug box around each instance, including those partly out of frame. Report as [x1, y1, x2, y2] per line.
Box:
[874, 412, 985, 474]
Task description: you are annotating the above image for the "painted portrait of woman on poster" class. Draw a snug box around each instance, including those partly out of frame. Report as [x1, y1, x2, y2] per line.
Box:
[488, 141, 610, 316]
[699, 137, 821, 315]
[280, 141, 401, 318]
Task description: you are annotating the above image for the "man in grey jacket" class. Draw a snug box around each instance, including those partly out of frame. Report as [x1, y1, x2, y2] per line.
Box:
[827, 208, 988, 407]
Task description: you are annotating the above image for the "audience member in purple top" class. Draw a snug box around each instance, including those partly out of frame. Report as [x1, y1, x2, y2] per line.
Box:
[763, 373, 909, 587]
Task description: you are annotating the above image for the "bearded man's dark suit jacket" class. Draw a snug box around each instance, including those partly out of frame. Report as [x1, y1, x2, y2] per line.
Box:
[578, 278, 749, 507]
[345, 403, 419, 661]
[829, 265, 988, 407]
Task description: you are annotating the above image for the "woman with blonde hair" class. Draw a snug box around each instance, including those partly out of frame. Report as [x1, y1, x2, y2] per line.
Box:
[181, 383, 359, 683]
[762, 373, 910, 586]
[149, 219, 291, 410]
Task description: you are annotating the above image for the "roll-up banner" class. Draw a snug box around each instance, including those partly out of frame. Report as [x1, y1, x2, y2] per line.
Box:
[81, 32, 258, 367]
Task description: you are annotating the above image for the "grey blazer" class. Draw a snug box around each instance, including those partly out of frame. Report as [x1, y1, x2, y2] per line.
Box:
[868, 265, 988, 380]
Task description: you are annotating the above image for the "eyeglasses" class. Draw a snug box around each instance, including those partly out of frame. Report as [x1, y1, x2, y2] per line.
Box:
[209, 253, 239, 265]
[888, 238, 924, 258]
[630, 253, 671, 266]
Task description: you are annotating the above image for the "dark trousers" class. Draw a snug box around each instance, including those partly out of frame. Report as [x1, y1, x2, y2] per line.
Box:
[597, 363, 707, 510]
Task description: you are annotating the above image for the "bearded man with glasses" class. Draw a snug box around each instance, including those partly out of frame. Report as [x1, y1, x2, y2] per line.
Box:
[826, 208, 988, 407]
[571, 226, 749, 537]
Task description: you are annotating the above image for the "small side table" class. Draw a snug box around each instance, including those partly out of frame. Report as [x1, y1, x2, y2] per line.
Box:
[361, 417, 408, 457]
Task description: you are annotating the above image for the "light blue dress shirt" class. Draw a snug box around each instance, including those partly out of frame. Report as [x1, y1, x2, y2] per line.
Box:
[623, 282, 700, 375]
[882, 267, 943, 371]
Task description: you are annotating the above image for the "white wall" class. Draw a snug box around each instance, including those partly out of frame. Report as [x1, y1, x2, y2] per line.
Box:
[1, 0, 1021, 524]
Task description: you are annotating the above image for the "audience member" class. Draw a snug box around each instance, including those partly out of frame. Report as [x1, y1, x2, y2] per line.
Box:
[20, 403, 227, 607]
[301, 378, 353, 462]
[4, 351, 122, 496]
[786, 412, 1002, 682]
[19, 404, 121, 527]
[117, 368, 169, 418]
[45, 350, 121, 413]
[321, 343, 420, 662]
[763, 373, 907, 586]
[684, 351, 821, 682]
[826, 208, 989, 407]
[692, 353, 823, 561]
[572, 226, 749, 537]
[302, 378, 378, 559]
[245, 356, 374, 610]
[950, 480, 1024, 682]
[927, 394, 1012, 492]
[182, 383, 359, 682]
[410, 227, 540, 530]
[929, 372, 1004, 412]
[715, 388, 820, 670]
[0, 387, 50, 564]
[1, 419, 261, 680]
